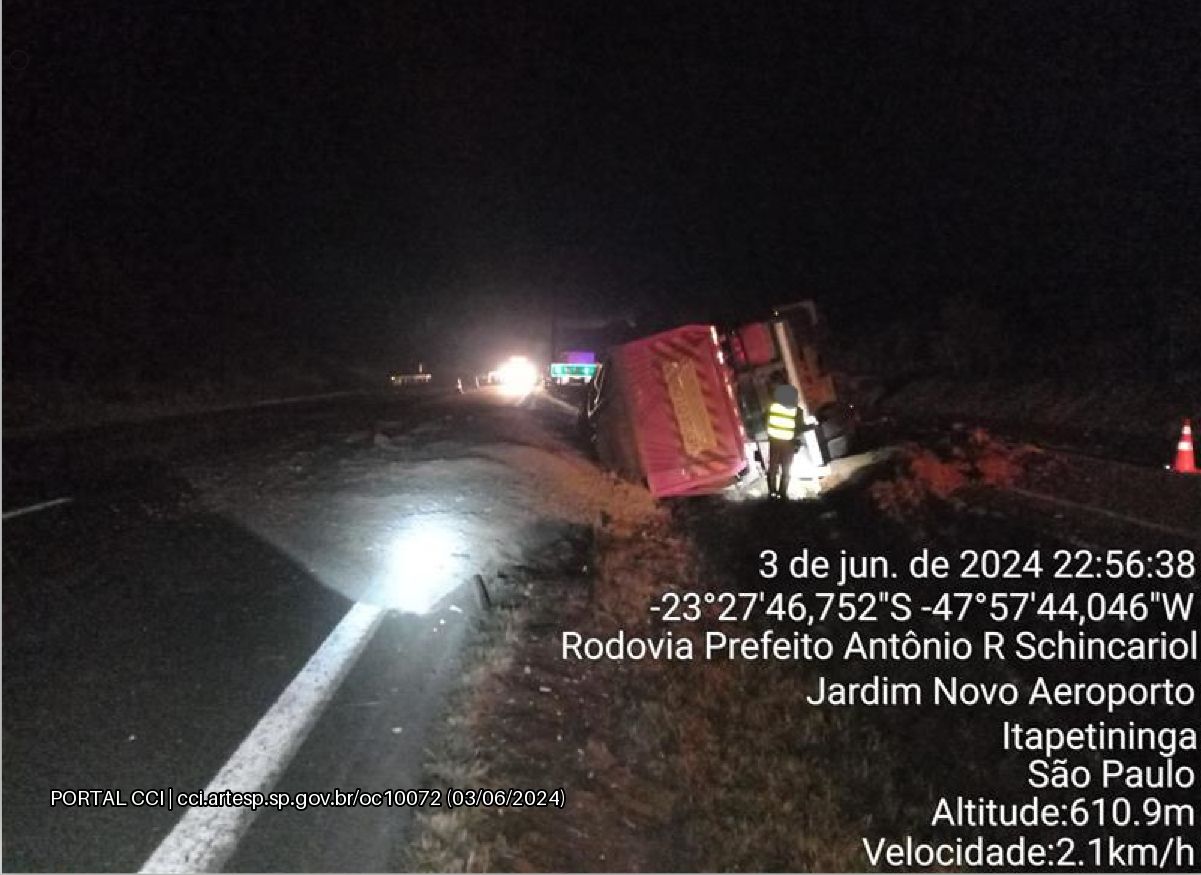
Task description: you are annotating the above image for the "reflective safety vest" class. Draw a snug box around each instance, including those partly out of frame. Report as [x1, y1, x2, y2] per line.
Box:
[767, 402, 798, 441]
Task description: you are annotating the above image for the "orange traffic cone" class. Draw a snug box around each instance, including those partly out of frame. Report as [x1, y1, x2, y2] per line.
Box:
[1173, 419, 1198, 474]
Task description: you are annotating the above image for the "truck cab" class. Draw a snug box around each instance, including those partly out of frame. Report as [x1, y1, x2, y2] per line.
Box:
[724, 300, 854, 481]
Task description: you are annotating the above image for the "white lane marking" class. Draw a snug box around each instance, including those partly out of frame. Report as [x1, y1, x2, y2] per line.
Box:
[140, 601, 386, 873]
[2, 497, 74, 520]
[537, 392, 579, 417]
[1005, 486, 1201, 543]
[243, 389, 367, 410]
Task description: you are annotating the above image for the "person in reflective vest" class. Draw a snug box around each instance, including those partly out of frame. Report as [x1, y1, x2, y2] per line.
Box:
[766, 383, 799, 499]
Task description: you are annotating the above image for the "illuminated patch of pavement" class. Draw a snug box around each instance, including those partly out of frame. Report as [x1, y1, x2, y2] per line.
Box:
[3, 390, 585, 871]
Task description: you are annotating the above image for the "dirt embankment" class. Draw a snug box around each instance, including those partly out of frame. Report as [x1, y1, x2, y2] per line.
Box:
[870, 427, 1201, 541]
[861, 375, 1199, 466]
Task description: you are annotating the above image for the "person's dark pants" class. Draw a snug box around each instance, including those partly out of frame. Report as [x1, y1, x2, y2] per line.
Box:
[767, 437, 796, 498]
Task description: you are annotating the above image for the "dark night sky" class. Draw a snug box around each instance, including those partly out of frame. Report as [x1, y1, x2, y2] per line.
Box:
[4, 1, 1200, 379]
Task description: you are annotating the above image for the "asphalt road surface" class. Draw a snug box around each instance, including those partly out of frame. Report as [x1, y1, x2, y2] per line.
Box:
[2, 386, 580, 872]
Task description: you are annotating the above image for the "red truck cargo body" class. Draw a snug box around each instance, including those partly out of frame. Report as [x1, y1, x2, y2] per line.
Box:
[607, 324, 748, 498]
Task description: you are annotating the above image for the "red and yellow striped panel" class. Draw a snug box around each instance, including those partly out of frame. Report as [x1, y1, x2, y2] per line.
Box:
[614, 324, 748, 498]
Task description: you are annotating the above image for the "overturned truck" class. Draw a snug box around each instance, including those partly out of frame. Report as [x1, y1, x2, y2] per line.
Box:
[581, 302, 853, 499]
